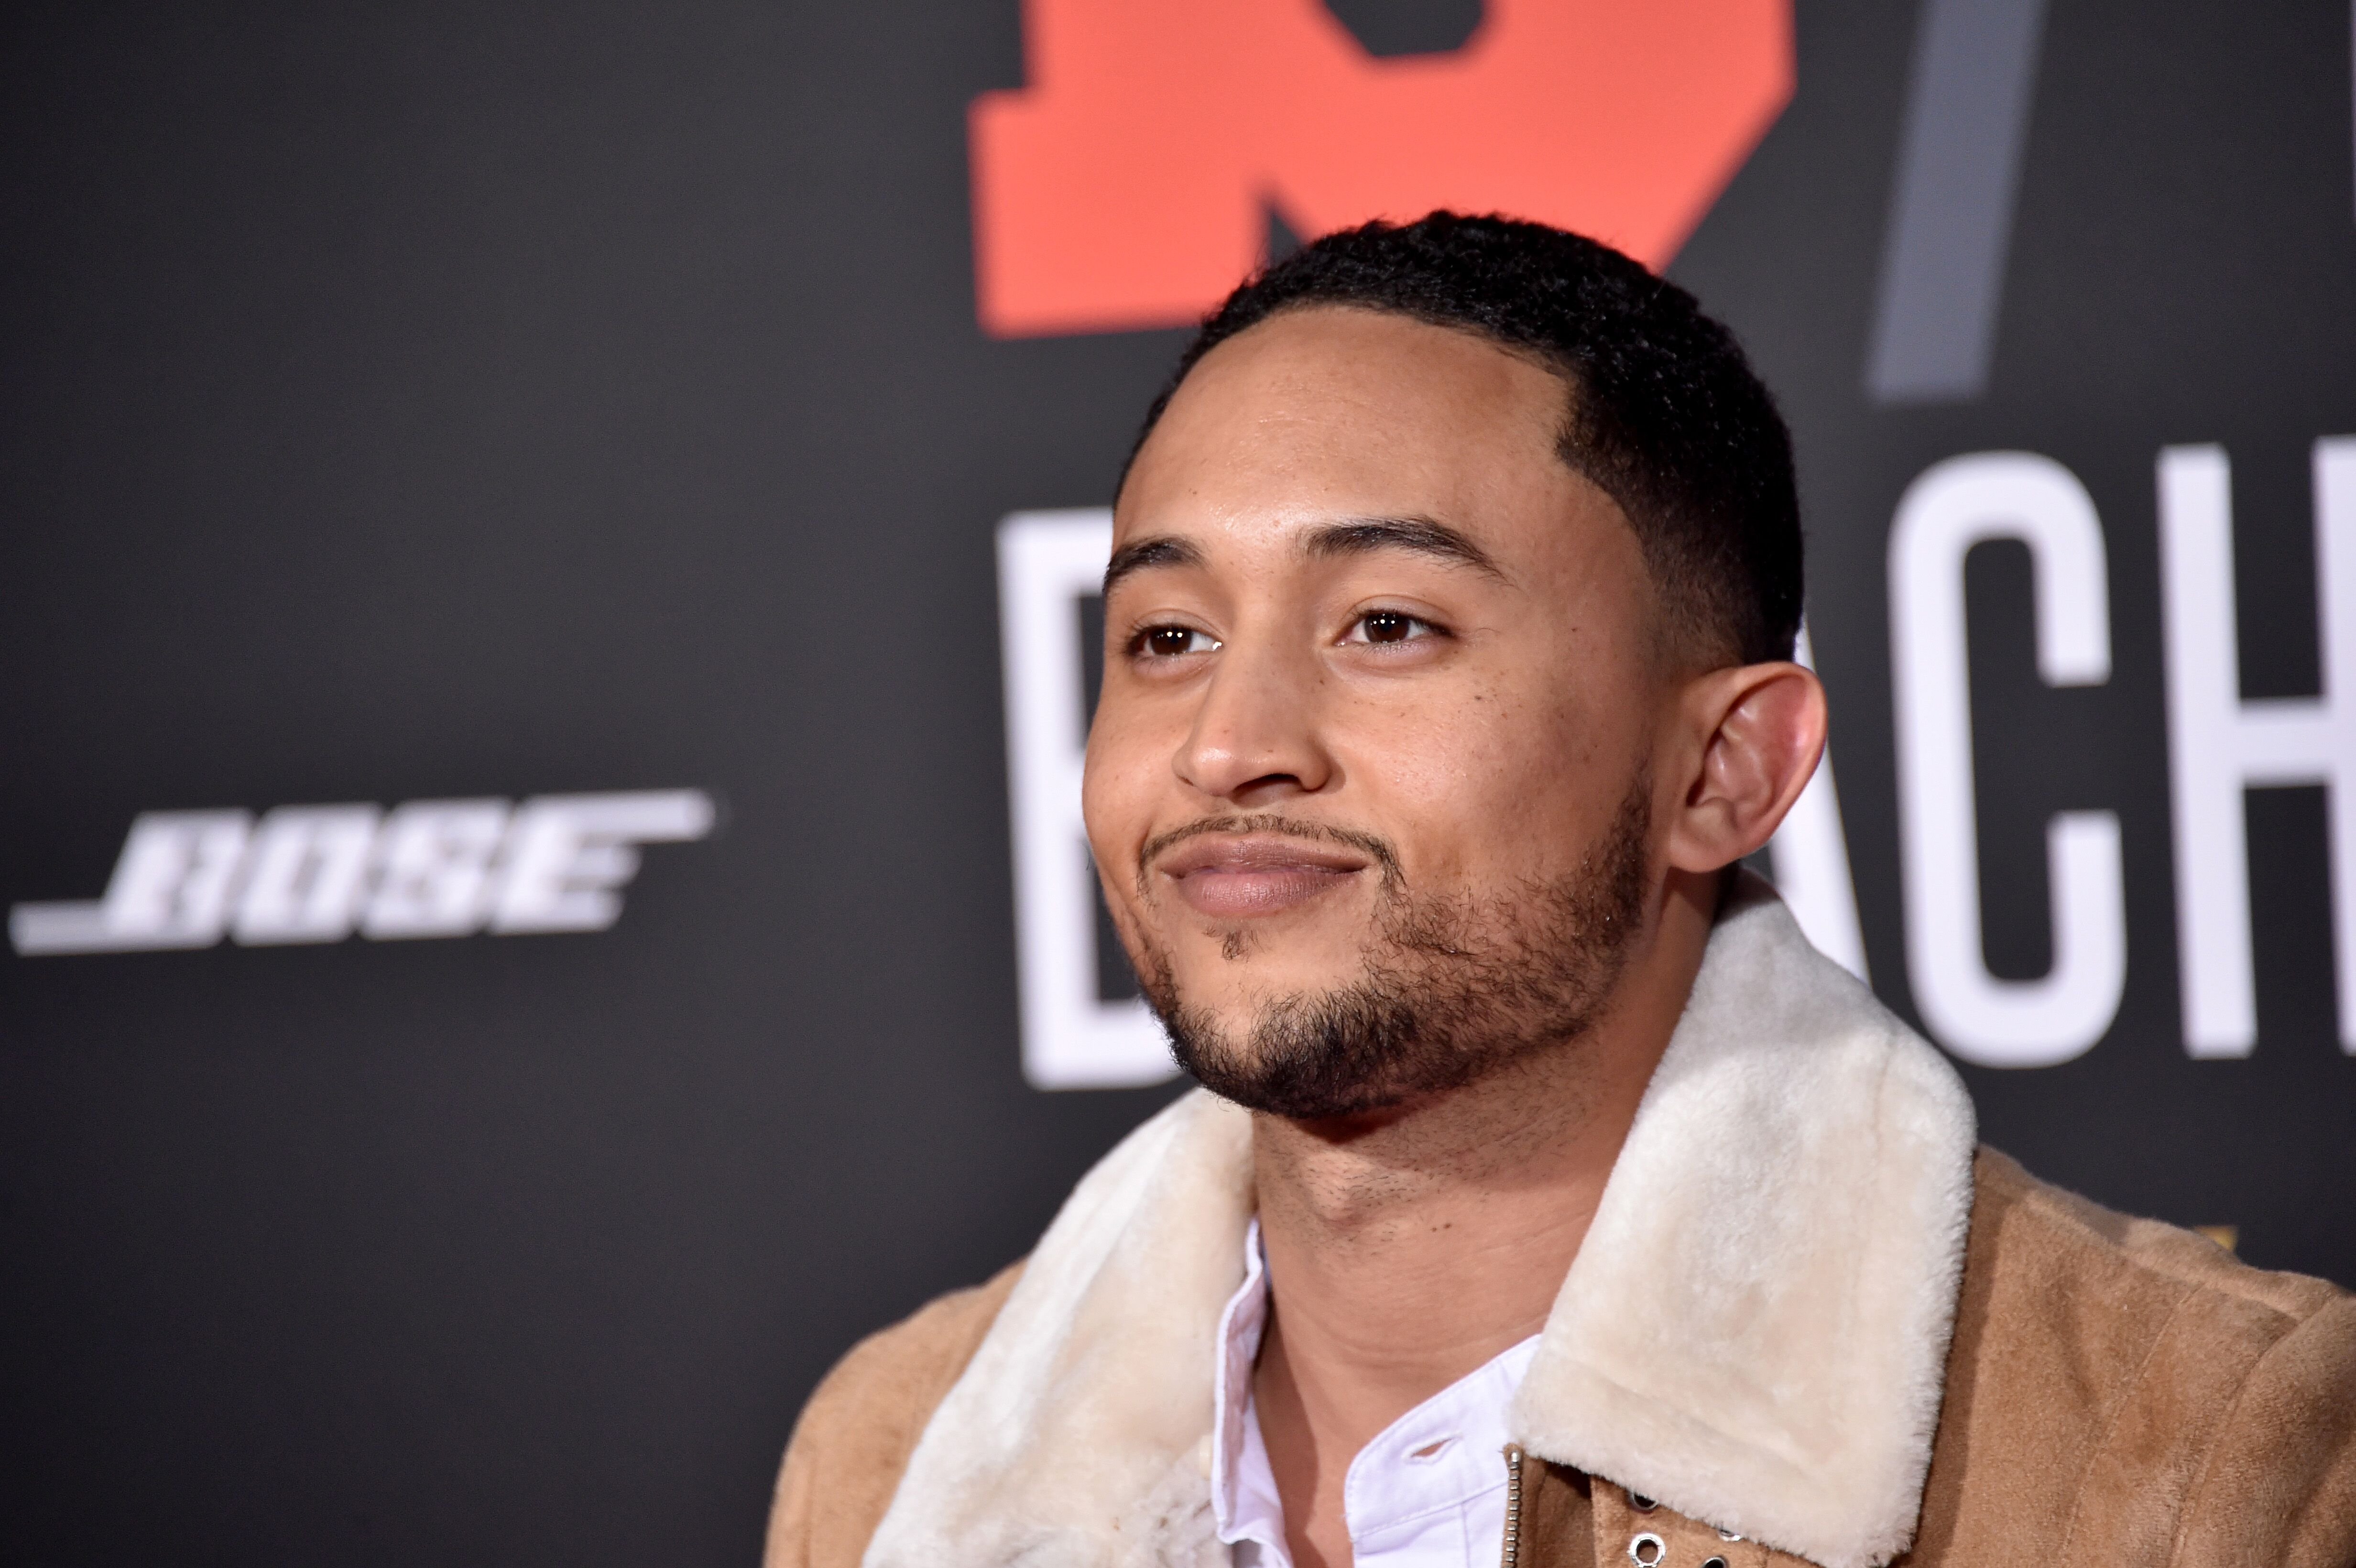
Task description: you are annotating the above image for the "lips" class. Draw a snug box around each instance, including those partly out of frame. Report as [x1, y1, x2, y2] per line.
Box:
[1154, 834, 1369, 919]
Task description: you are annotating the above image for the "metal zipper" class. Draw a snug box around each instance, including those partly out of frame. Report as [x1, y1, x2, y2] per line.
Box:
[1500, 1443, 1525, 1568]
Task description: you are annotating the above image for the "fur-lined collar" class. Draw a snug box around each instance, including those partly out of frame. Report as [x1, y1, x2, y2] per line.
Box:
[864, 877, 1977, 1568]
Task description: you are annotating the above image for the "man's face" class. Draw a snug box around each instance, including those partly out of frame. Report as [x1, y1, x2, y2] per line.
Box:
[1085, 306, 1670, 1119]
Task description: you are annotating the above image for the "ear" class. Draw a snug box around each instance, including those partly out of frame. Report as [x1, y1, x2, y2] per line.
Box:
[1662, 662, 1829, 874]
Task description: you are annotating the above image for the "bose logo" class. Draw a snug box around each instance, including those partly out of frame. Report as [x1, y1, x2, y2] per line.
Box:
[9, 790, 714, 957]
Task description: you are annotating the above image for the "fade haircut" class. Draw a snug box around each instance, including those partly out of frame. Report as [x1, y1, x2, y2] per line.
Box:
[1119, 211, 1803, 667]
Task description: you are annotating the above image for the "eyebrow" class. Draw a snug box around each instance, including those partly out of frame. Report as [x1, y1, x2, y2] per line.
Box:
[1304, 515, 1505, 578]
[1102, 535, 1205, 595]
[1100, 514, 1503, 595]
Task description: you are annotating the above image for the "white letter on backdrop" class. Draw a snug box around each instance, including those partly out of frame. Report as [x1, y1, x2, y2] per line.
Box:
[2159, 441, 2356, 1056]
[1767, 625, 1870, 982]
[231, 804, 381, 945]
[363, 799, 512, 939]
[1889, 451, 2125, 1065]
[8, 811, 253, 955]
[489, 791, 715, 935]
[997, 510, 1178, 1090]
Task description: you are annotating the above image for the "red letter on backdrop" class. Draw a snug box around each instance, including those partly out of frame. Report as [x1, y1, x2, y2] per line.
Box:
[969, 0, 1793, 337]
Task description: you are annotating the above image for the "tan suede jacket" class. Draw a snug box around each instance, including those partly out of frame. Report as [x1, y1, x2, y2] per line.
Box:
[766, 889, 2356, 1568]
[768, 1150, 2356, 1567]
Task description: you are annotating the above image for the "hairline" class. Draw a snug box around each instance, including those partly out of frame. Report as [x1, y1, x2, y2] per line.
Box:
[1117, 298, 1741, 672]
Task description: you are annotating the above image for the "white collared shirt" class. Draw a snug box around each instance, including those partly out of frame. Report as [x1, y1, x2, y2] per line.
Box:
[1210, 1221, 1541, 1568]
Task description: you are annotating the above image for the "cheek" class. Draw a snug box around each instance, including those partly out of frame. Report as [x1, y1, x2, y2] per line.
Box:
[1336, 679, 1624, 876]
[1081, 710, 1168, 882]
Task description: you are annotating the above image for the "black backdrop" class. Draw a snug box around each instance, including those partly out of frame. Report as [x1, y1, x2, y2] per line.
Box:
[2, 2, 2351, 1563]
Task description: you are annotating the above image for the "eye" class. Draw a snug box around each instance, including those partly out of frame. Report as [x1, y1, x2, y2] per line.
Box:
[1344, 609, 1438, 646]
[1133, 624, 1220, 658]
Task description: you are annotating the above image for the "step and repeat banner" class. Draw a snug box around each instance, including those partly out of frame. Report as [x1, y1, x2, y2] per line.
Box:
[2, 0, 2350, 1562]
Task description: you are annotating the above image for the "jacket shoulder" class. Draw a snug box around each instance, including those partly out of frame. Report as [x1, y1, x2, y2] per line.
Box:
[763, 1262, 1024, 1568]
[1911, 1147, 2356, 1563]
[1974, 1144, 2345, 1320]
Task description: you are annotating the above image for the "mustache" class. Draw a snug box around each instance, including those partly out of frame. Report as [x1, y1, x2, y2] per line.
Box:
[1136, 813, 1403, 893]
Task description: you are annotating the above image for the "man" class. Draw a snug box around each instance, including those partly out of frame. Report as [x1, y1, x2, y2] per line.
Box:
[767, 214, 2356, 1568]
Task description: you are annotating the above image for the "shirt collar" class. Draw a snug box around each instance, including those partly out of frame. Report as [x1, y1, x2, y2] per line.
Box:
[1210, 1219, 1274, 1542]
[1210, 1219, 1541, 1564]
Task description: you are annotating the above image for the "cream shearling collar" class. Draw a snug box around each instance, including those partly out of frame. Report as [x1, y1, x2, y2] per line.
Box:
[863, 876, 1977, 1568]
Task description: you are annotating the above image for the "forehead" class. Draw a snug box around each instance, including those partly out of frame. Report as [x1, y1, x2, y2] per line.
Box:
[1115, 306, 1594, 557]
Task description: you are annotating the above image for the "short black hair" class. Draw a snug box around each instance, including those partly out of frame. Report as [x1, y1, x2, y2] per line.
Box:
[1120, 212, 1802, 667]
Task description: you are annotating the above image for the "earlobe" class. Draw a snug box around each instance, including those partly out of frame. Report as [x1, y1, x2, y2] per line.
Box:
[1665, 663, 1829, 873]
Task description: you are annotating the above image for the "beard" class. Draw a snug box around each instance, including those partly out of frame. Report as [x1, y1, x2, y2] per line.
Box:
[1132, 774, 1653, 1122]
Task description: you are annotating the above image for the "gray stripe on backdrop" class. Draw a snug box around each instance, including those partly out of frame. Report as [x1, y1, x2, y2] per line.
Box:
[1864, 0, 2050, 405]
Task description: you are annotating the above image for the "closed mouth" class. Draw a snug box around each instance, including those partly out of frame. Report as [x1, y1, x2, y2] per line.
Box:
[1153, 833, 1371, 919]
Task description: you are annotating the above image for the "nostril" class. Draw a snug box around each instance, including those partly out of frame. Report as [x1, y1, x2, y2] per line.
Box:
[1229, 773, 1309, 807]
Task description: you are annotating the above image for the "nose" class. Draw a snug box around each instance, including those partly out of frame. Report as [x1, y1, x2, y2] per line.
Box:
[1172, 635, 1335, 806]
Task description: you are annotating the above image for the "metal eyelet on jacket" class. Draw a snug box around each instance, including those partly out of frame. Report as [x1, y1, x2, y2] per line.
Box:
[1703, 1557, 1728, 1568]
[1717, 1527, 1743, 1541]
[1628, 1532, 1667, 1566]
[1628, 1492, 1660, 1514]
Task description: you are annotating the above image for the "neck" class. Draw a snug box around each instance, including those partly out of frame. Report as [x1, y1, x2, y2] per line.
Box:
[1247, 870, 1717, 1548]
